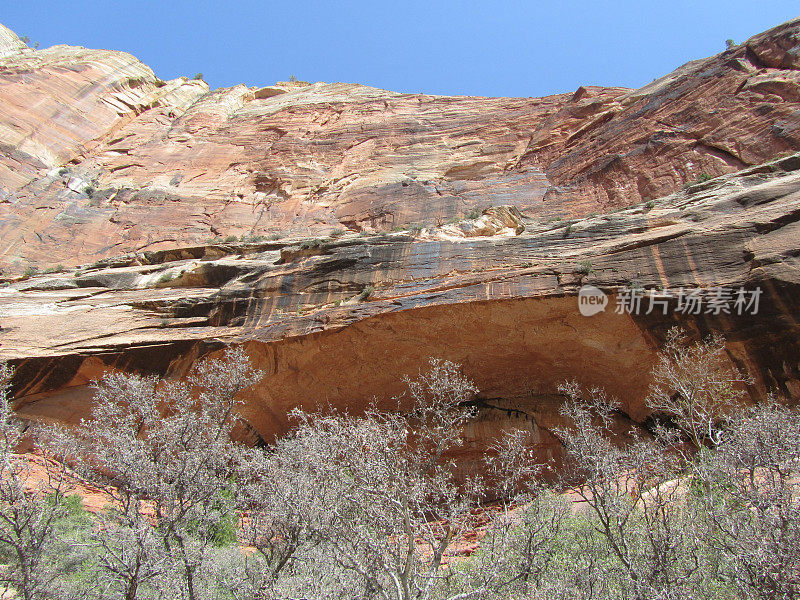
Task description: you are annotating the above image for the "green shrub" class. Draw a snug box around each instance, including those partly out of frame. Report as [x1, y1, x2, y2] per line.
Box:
[357, 285, 374, 301]
[466, 206, 483, 220]
[299, 239, 323, 250]
[186, 488, 239, 548]
[576, 260, 596, 275]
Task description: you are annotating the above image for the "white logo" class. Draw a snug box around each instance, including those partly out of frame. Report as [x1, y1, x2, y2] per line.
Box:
[577, 285, 763, 317]
[578, 285, 608, 316]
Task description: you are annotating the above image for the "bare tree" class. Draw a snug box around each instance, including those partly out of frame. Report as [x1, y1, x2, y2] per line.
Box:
[3, 332, 794, 600]
[553, 381, 708, 600]
[0, 362, 78, 600]
[239, 358, 498, 600]
[52, 347, 263, 600]
[469, 428, 571, 596]
[646, 328, 749, 449]
[697, 402, 800, 600]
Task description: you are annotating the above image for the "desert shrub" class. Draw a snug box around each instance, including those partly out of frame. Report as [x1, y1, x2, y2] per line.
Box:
[50, 348, 263, 600]
[552, 382, 712, 600]
[235, 358, 494, 600]
[646, 328, 749, 449]
[0, 330, 795, 600]
[357, 284, 374, 301]
[695, 403, 800, 600]
[466, 206, 483, 220]
[299, 238, 323, 249]
[576, 260, 595, 275]
[0, 364, 77, 600]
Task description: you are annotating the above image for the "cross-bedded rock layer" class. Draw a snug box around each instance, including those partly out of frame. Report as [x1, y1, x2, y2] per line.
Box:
[1, 19, 799, 276]
[3, 153, 800, 467]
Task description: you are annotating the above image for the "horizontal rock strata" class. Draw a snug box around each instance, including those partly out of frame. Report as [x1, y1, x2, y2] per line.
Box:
[3, 154, 799, 467]
[0, 20, 798, 275]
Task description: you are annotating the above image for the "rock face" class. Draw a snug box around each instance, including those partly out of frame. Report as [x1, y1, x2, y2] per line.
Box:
[3, 153, 800, 467]
[1, 19, 799, 275]
[1, 20, 800, 469]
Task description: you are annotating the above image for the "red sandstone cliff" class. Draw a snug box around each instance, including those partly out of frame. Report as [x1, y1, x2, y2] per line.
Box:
[1, 19, 800, 468]
[0, 19, 798, 275]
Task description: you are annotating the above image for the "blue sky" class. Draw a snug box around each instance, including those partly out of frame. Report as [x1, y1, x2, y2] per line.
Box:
[2, 1, 797, 97]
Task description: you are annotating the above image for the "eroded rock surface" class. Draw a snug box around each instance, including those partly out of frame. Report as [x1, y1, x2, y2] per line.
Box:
[1, 19, 799, 275]
[2, 19, 800, 470]
[3, 154, 800, 467]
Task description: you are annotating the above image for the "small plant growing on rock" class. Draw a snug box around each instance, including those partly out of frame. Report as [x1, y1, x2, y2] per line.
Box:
[357, 285, 374, 301]
[466, 206, 483, 220]
[576, 260, 595, 276]
[683, 173, 712, 191]
[299, 239, 323, 250]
